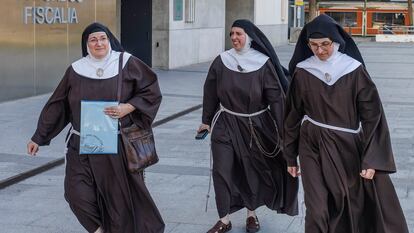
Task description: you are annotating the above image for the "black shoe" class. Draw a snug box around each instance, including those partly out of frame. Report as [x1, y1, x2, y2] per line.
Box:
[207, 220, 232, 233]
[246, 216, 260, 233]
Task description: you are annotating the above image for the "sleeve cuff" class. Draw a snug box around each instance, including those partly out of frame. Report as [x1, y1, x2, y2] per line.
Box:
[31, 134, 50, 146]
[286, 159, 298, 167]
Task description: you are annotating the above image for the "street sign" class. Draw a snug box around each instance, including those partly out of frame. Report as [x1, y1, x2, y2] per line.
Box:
[295, 0, 304, 6]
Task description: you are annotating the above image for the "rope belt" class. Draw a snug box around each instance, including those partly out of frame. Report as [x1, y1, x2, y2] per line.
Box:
[64, 127, 80, 154]
[210, 104, 268, 131]
[301, 115, 362, 134]
[211, 104, 280, 156]
[64, 127, 121, 154]
[205, 103, 281, 212]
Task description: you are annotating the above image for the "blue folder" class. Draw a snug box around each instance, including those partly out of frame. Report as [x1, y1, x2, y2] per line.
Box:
[80, 101, 118, 154]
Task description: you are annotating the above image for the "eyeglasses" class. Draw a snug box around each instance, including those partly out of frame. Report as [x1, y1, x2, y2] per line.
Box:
[308, 41, 333, 51]
[88, 37, 108, 45]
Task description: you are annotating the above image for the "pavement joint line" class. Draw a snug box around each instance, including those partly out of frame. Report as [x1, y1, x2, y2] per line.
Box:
[153, 104, 202, 127]
[0, 157, 64, 189]
[373, 77, 414, 80]
[161, 69, 208, 74]
[0, 103, 203, 190]
[162, 93, 203, 99]
[383, 101, 414, 106]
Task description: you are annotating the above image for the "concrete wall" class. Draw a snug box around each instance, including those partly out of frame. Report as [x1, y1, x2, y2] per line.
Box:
[255, 0, 288, 25]
[224, 0, 288, 50]
[153, 0, 170, 68]
[164, 0, 225, 69]
[153, 0, 289, 69]
[225, 0, 255, 49]
[258, 24, 289, 46]
[255, 0, 289, 46]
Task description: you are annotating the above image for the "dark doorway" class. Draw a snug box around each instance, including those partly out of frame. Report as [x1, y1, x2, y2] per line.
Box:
[121, 0, 152, 66]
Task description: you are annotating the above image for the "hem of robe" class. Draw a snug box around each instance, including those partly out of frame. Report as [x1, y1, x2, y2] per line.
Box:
[224, 202, 296, 218]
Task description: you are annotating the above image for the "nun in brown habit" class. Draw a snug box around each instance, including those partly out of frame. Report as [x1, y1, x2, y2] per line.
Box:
[27, 22, 164, 233]
[285, 14, 408, 233]
[198, 19, 298, 233]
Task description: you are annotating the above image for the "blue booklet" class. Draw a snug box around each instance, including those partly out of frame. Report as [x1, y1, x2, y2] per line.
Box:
[80, 101, 119, 154]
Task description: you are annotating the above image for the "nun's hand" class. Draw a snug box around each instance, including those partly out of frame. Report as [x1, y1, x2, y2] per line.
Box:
[104, 103, 135, 119]
[197, 123, 210, 133]
[287, 166, 301, 177]
[360, 168, 375, 180]
[27, 140, 39, 156]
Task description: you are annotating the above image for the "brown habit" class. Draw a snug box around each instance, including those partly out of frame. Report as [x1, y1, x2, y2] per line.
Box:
[31, 56, 165, 233]
[202, 57, 299, 218]
[284, 66, 408, 233]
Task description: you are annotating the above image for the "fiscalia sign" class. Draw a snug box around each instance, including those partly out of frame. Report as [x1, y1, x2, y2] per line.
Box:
[23, 0, 83, 24]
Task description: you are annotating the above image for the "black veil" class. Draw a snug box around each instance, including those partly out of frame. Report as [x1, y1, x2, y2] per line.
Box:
[232, 19, 290, 93]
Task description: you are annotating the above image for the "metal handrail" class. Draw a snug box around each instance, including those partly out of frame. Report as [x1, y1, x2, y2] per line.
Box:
[377, 25, 414, 34]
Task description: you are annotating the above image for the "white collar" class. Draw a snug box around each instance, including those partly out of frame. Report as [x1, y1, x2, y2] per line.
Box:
[297, 43, 361, 85]
[220, 48, 269, 73]
[72, 51, 132, 79]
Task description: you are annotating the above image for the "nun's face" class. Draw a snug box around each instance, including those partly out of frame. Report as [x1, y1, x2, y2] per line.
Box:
[230, 27, 247, 51]
[87, 32, 110, 59]
[308, 38, 334, 61]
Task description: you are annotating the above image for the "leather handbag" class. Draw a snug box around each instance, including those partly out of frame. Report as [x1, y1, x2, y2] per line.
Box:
[117, 52, 159, 173]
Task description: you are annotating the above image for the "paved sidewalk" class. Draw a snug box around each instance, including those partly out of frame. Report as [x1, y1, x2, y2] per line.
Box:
[0, 65, 208, 186]
[0, 42, 413, 233]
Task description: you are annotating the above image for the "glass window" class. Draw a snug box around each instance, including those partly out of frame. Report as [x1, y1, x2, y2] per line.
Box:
[324, 12, 358, 27]
[173, 0, 183, 21]
[372, 12, 405, 27]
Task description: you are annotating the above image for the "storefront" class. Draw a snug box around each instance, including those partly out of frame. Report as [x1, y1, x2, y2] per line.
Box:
[303, 1, 412, 36]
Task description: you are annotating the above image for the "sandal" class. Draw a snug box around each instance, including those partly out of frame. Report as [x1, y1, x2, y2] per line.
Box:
[246, 216, 260, 232]
[207, 220, 232, 233]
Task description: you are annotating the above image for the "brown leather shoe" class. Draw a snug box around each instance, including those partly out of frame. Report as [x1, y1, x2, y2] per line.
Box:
[246, 216, 260, 233]
[207, 220, 232, 233]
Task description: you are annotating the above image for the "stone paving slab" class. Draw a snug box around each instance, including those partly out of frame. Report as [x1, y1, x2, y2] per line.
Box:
[0, 42, 413, 232]
[0, 153, 58, 182]
[0, 65, 206, 189]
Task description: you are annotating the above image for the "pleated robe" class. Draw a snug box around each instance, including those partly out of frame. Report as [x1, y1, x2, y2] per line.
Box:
[202, 56, 299, 218]
[31, 56, 165, 233]
[284, 66, 408, 233]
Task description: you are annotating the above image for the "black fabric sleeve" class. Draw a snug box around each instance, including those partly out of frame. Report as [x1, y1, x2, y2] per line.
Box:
[125, 56, 162, 129]
[283, 71, 304, 167]
[31, 68, 71, 146]
[263, 60, 285, 139]
[357, 67, 396, 173]
[201, 57, 221, 126]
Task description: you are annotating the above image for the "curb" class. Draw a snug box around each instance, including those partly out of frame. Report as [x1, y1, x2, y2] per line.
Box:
[0, 104, 202, 190]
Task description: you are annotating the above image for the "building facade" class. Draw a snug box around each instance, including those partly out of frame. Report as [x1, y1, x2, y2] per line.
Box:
[1, 0, 289, 102]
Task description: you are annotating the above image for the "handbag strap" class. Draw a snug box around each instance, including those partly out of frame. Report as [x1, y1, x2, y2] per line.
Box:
[117, 52, 124, 102]
[116, 52, 135, 127]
